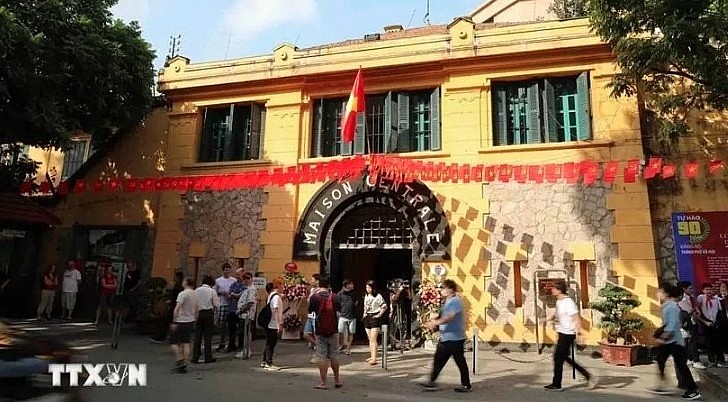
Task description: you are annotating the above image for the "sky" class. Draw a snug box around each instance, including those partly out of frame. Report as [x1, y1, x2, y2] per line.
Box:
[111, 0, 486, 69]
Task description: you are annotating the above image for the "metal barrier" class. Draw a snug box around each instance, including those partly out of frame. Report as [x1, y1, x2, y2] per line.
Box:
[472, 328, 479, 375]
[381, 324, 388, 370]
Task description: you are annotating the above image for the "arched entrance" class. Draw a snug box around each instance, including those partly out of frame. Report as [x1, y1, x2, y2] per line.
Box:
[294, 171, 451, 290]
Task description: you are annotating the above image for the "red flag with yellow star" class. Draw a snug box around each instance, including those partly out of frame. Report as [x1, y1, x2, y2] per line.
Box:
[341, 68, 365, 143]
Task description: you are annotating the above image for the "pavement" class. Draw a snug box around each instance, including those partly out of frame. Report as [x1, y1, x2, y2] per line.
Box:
[3, 319, 727, 401]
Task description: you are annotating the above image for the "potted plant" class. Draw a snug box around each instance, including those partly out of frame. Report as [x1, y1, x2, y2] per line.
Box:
[589, 284, 645, 366]
[281, 314, 303, 340]
[415, 280, 443, 351]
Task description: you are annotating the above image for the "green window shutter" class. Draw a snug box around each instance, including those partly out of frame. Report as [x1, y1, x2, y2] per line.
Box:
[526, 82, 541, 144]
[311, 99, 323, 157]
[222, 104, 236, 161]
[353, 111, 366, 155]
[396, 93, 410, 153]
[199, 108, 211, 161]
[384, 91, 396, 153]
[429, 87, 441, 151]
[542, 79, 559, 143]
[576, 72, 592, 140]
[493, 87, 508, 146]
[340, 100, 352, 155]
[249, 103, 264, 160]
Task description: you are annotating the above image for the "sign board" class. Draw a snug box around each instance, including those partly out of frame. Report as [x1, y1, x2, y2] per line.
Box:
[538, 278, 566, 297]
[1, 229, 26, 238]
[672, 212, 728, 287]
[431, 264, 447, 277]
[252, 277, 266, 290]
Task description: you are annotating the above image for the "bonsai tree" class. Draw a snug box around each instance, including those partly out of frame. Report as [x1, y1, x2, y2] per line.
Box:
[589, 284, 645, 344]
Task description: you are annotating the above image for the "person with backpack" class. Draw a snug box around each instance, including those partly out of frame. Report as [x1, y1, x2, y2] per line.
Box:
[678, 281, 705, 369]
[258, 279, 283, 371]
[308, 276, 342, 390]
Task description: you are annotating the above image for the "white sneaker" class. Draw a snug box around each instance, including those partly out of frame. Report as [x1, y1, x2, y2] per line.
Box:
[687, 360, 694, 366]
[692, 362, 707, 369]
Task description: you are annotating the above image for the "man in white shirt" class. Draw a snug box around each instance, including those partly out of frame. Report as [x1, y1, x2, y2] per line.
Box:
[236, 273, 257, 359]
[678, 281, 705, 369]
[544, 281, 592, 392]
[192, 276, 219, 364]
[61, 262, 82, 320]
[262, 280, 283, 371]
[169, 278, 198, 373]
[214, 263, 236, 351]
[697, 283, 726, 367]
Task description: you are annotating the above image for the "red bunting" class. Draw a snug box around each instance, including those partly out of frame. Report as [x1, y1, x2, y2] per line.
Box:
[108, 178, 121, 192]
[449, 163, 459, 183]
[603, 161, 619, 183]
[39, 181, 50, 193]
[92, 180, 104, 192]
[662, 164, 677, 178]
[57, 181, 69, 195]
[513, 165, 528, 183]
[460, 164, 471, 183]
[684, 161, 700, 179]
[497, 165, 513, 182]
[580, 160, 598, 186]
[20, 181, 32, 194]
[528, 165, 544, 183]
[74, 179, 87, 193]
[124, 178, 138, 192]
[545, 164, 562, 183]
[709, 160, 725, 175]
[644, 157, 663, 179]
[484, 165, 497, 182]
[563, 162, 578, 184]
[624, 159, 640, 183]
[472, 165, 484, 182]
[438, 163, 449, 183]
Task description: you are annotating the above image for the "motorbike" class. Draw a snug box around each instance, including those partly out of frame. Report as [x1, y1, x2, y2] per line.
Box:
[0, 320, 83, 401]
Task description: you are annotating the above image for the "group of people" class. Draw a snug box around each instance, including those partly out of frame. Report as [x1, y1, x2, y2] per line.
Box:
[678, 281, 728, 370]
[35, 261, 142, 324]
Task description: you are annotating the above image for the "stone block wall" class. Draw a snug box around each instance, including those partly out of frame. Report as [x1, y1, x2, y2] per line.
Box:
[179, 189, 267, 278]
[483, 181, 616, 325]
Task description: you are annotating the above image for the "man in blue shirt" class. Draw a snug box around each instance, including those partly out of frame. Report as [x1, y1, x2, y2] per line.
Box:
[650, 283, 701, 400]
[419, 279, 471, 393]
[226, 269, 247, 352]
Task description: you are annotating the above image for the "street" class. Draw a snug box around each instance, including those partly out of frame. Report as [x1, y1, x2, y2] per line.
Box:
[5, 319, 723, 402]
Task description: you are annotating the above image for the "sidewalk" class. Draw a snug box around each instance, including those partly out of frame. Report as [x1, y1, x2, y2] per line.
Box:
[3, 319, 726, 401]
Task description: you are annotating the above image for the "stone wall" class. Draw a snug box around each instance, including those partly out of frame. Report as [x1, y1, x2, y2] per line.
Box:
[179, 189, 267, 278]
[483, 182, 615, 325]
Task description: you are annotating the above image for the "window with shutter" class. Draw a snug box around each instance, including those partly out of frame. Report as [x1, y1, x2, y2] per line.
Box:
[311, 100, 324, 157]
[396, 93, 411, 153]
[492, 73, 590, 146]
[430, 87, 441, 151]
[198, 103, 265, 162]
[384, 92, 396, 153]
[249, 103, 264, 160]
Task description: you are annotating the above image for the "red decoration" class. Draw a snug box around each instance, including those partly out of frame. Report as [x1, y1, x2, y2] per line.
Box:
[57, 181, 69, 195]
[513, 165, 528, 183]
[284, 262, 298, 273]
[624, 159, 640, 183]
[460, 164, 471, 183]
[92, 180, 104, 192]
[545, 164, 562, 183]
[643, 157, 663, 179]
[709, 160, 725, 175]
[563, 162, 578, 184]
[124, 178, 138, 192]
[108, 178, 121, 192]
[74, 180, 87, 193]
[603, 161, 619, 183]
[684, 161, 700, 179]
[484, 165, 497, 182]
[20, 181, 32, 193]
[497, 165, 513, 182]
[472, 165, 484, 182]
[528, 165, 544, 183]
[580, 160, 598, 186]
[662, 164, 677, 178]
[39, 181, 50, 193]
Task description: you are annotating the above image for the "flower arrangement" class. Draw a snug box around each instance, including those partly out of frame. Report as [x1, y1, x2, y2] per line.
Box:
[282, 313, 303, 330]
[417, 280, 443, 342]
[282, 283, 309, 302]
[282, 271, 306, 287]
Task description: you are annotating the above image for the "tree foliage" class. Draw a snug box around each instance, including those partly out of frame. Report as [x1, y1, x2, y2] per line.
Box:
[548, 0, 589, 20]
[589, 284, 645, 344]
[0, 0, 155, 188]
[589, 0, 728, 146]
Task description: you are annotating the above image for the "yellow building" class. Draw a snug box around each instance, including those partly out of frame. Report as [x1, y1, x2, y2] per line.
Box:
[41, 14, 728, 346]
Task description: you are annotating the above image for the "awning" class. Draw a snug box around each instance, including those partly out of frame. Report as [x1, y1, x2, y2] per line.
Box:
[0, 193, 61, 226]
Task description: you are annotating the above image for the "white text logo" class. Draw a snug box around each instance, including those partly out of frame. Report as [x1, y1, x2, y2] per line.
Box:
[49, 363, 147, 387]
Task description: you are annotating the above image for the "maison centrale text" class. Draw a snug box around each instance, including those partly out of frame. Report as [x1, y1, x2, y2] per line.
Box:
[301, 175, 440, 246]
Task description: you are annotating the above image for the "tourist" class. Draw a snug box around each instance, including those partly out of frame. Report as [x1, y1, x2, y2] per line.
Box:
[236, 272, 257, 359]
[226, 268, 246, 352]
[36, 264, 59, 320]
[677, 281, 704, 369]
[262, 278, 283, 371]
[94, 264, 117, 325]
[696, 283, 726, 367]
[192, 275, 218, 364]
[169, 277, 198, 373]
[336, 279, 356, 355]
[121, 261, 142, 324]
[304, 274, 322, 349]
[419, 279, 471, 393]
[214, 262, 236, 352]
[543, 281, 592, 392]
[363, 280, 386, 365]
[61, 261, 82, 320]
[650, 283, 701, 400]
[309, 276, 342, 390]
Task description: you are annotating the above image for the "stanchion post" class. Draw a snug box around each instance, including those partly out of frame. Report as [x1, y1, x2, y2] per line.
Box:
[381, 324, 388, 370]
[571, 343, 576, 379]
[472, 328, 479, 375]
[241, 313, 249, 359]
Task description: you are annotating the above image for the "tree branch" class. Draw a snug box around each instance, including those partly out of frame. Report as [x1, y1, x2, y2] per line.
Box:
[648, 66, 710, 87]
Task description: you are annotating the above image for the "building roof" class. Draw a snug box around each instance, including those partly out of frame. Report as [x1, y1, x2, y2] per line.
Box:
[0, 193, 61, 226]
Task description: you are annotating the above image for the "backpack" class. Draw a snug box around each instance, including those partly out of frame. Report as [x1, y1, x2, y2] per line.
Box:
[257, 293, 278, 328]
[314, 292, 337, 336]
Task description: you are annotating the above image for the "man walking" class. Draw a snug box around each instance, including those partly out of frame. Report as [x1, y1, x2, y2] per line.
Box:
[236, 272, 257, 359]
[544, 281, 592, 391]
[309, 276, 342, 390]
[336, 279, 356, 355]
[192, 275, 218, 364]
[650, 283, 701, 400]
[169, 278, 198, 373]
[214, 263, 236, 352]
[419, 279, 471, 393]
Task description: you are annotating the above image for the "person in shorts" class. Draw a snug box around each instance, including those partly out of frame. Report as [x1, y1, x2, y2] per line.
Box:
[336, 279, 356, 355]
[61, 261, 82, 320]
[308, 276, 341, 390]
[169, 278, 198, 373]
[94, 265, 117, 325]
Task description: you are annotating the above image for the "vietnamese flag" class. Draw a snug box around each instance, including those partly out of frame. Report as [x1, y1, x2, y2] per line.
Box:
[684, 161, 699, 179]
[662, 164, 676, 178]
[603, 161, 619, 183]
[341, 68, 365, 143]
[709, 159, 725, 175]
